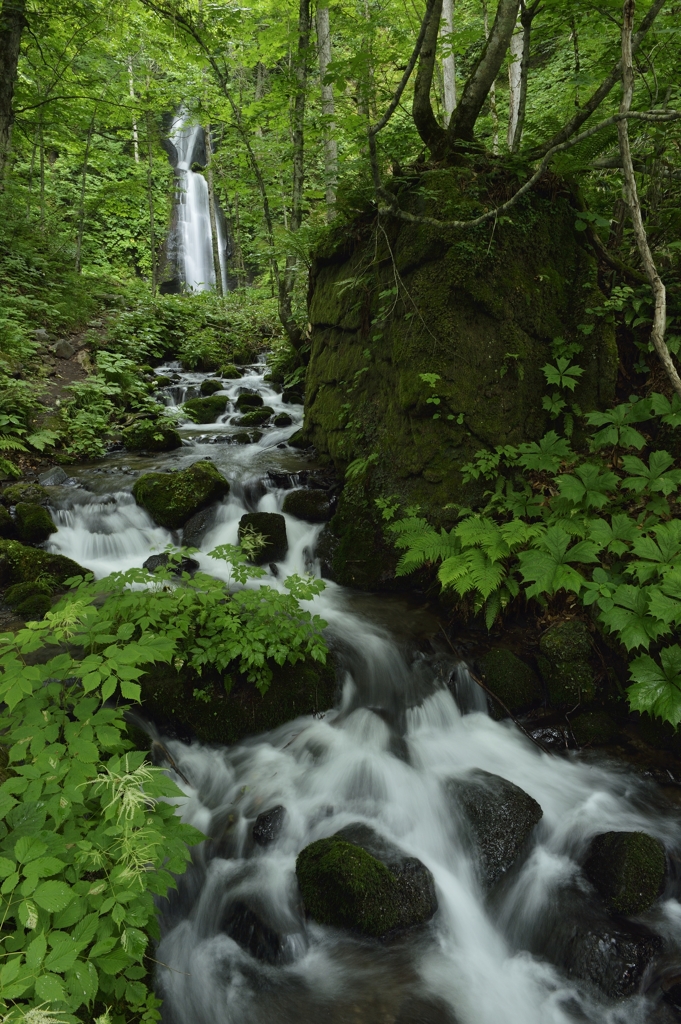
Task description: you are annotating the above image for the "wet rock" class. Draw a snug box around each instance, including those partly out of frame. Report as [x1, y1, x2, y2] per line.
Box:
[15, 503, 57, 544]
[122, 421, 182, 452]
[583, 831, 666, 914]
[133, 462, 230, 530]
[236, 393, 263, 411]
[253, 805, 286, 846]
[54, 339, 75, 359]
[540, 620, 592, 661]
[570, 711, 618, 747]
[200, 378, 225, 396]
[287, 429, 314, 450]
[538, 620, 595, 706]
[4, 581, 52, 620]
[183, 395, 228, 423]
[236, 407, 274, 427]
[394, 995, 459, 1024]
[35, 328, 50, 344]
[220, 363, 241, 379]
[233, 432, 251, 445]
[563, 920, 662, 998]
[478, 648, 542, 717]
[0, 540, 86, 588]
[282, 488, 332, 523]
[142, 553, 200, 575]
[239, 512, 288, 564]
[154, 374, 172, 389]
[273, 413, 293, 427]
[282, 389, 303, 405]
[221, 900, 287, 965]
[296, 823, 437, 938]
[0, 506, 16, 539]
[38, 467, 68, 487]
[446, 770, 543, 889]
[182, 506, 218, 547]
[1, 482, 49, 507]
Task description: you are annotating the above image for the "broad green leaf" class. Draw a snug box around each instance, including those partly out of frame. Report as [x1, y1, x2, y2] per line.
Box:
[628, 646, 681, 727]
[33, 880, 74, 912]
[35, 971, 66, 1003]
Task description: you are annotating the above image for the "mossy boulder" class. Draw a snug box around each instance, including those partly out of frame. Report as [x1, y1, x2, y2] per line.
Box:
[0, 506, 16, 539]
[200, 378, 225, 396]
[540, 620, 592, 662]
[122, 421, 182, 452]
[287, 429, 313, 450]
[233, 432, 252, 445]
[182, 506, 217, 547]
[1, 482, 49, 507]
[478, 648, 542, 717]
[14, 503, 57, 543]
[274, 413, 293, 427]
[182, 395, 228, 423]
[296, 824, 437, 938]
[236, 408, 274, 426]
[0, 540, 86, 588]
[317, 483, 397, 589]
[5, 580, 52, 607]
[154, 375, 172, 389]
[220, 364, 241, 378]
[305, 167, 617, 519]
[538, 620, 595, 706]
[282, 488, 332, 523]
[446, 770, 543, 889]
[13, 593, 52, 620]
[132, 461, 230, 530]
[239, 512, 288, 564]
[584, 831, 666, 915]
[571, 711, 618, 747]
[236, 393, 263, 411]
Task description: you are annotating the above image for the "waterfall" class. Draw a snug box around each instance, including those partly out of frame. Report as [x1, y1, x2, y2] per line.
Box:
[170, 110, 228, 293]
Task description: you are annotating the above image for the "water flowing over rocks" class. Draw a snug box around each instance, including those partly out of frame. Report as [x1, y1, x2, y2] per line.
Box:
[133, 461, 230, 529]
[238, 511, 288, 564]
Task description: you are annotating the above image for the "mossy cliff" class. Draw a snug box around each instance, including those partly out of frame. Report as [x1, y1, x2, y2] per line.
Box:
[304, 168, 617, 586]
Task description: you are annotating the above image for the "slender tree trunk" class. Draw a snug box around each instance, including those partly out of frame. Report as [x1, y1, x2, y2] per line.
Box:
[26, 130, 36, 217]
[145, 111, 157, 296]
[482, 0, 499, 153]
[38, 119, 45, 228]
[0, 0, 27, 181]
[75, 112, 95, 273]
[510, 3, 537, 152]
[127, 59, 140, 163]
[316, 6, 337, 220]
[232, 192, 246, 287]
[507, 19, 522, 148]
[571, 15, 580, 107]
[441, 0, 456, 125]
[618, 0, 681, 399]
[204, 124, 224, 296]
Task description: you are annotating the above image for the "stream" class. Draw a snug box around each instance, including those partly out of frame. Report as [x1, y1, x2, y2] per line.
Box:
[42, 361, 681, 1024]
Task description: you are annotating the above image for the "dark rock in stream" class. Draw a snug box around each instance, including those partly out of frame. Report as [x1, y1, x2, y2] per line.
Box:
[253, 805, 286, 846]
[182, 506, 217, 547]
[133, 462, 230, 530]
[282, 488, 333, 523]
[583, 830, 666, 914]
[477, 648, 542, 717]
[221, 900, 290, 965]
[239, 512, 288, 564]
[236, 392, 263, 411]
[183, 395, 228, 423]
[563, 919, 663, 998]
[446, 770, 543, 889]
[296, 823, 437, 939]
[15, 503, 57, 544]
[123, 421, 183, 452]
[394, 995, 459, 1024]
[38, 466, 68, 487]
[143, 553, 200, 575]
[200, 378, 225, 396]
[0, 539, 86, 588]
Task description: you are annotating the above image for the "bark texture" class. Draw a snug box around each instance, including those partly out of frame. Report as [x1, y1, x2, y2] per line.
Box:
[205, 124, 223, 296]
[316, 6, 338, 220]
[0, 0, 27, 179]
[441, 0, 456, 125]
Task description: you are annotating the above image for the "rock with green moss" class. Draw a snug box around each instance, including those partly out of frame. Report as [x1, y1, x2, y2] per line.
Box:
[233, 432, 251, 445]
[0, 505, 16, 539]
[14, 593, 52, 620]
[239, 512, 288, 564]
[538, 620, 595, 706]
[282, 489, 332, 523]
[236, 408, 274, 427]
[478, 648, 542, 717]
[5, 580, 52, 607]
[15, 503, 57, 543]
[287, 429, 313, 450]
[154, 375, 172, 389]
[584, 831, 665, 914]
[200, 378, 225, 396]
[571, 711, 618, 747]
[220, 364, 241, 378]
[317, 484, 397, 589]
[296, 824, 437, 938]
[274, 413, 293, 427]
[236, 393, 263, 411]
[1, 482, 49, 507]
[122, 421, 182, 452]
[182, 395, 228, 423]
[0, 540, 86, 588]
[540, 620, 592, 662]
[133, 461, 230, 530]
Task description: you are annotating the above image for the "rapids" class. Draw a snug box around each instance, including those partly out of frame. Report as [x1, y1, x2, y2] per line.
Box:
[43, 362, 681, 1024]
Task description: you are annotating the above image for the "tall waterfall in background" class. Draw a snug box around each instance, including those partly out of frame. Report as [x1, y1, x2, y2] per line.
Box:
[170, 110, 228, 293]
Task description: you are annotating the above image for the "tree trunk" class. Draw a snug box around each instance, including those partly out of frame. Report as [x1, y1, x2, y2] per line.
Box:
[75, 112, 95, 273]
[507, 19, 522, 148]
[205, 124, 223, 296]
[127, 59, 140, 163]
[316, 6, 337, 220]
[441, 0, 456, 125]
[38, 119, 45, 227]
[0, 0, 26, 181]
[509, 3, 537, 152]
[482, 0, 499, 153]
[145, 112, 157, 297]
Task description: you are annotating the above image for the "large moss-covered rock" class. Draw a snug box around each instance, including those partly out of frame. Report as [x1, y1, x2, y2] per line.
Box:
[0, 505, 16, 539]
[200, 378, 225, 396]
[239, 512, 288, 564]
[447, 770, 543, 889]
[122, 421, 182, 452]
[132, 461, 230, 530]
[236, 392, 263, 411]
[0, 540, 86, 588]
[584, 831, 666, 915]
[220, 363, 241, 379]
[571, 711, 618, 747]
[478, 648, 542, 717]
[316, 483, 397, 589]
[540, 620, 592, 662]
[305, 167, 617, 520]
[235, 408, 274, 426]
[182, 395, 228, 423]
[296, 824, 437, 938]
[538, 619, 595, 706]
[1, 482, 49, 507]
[15, 503, 57, 543]
[282, 488, 332, 523]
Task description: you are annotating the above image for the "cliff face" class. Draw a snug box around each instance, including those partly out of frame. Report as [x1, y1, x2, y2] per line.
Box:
[305, 167, 618, 589]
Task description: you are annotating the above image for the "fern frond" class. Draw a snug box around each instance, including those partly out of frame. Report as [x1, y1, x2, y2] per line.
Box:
[0, 434, 28, 452]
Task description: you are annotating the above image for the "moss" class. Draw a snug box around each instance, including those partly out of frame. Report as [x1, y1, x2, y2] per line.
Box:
[239, 512, 288, 564]
[220, 363, 241, 378]
[1, 483, 48, 507]
[236, 393, 263, 411]
[538, 655, 595, 706]
[584, 831, 666, 915]
[274, 413, 293, 427]
[132, 461, 230, 530]
[324, 484, 397, 590]
[0, 540, 86, 588]
[478, 648, 542, 717]
[571, 711, 618, 747]
[14, 503, 57, 543]
[122, 422, 182, 452]
[200, 378, 225, 396]
[287, 429, 313, 450]
[282, 488, 332, 523]
[236, 408, 274, 426]
[540, 620, 592, 662]
[5, 580, 52, 607]
[154, 374, 172, 388]
[233, 432, 251, 445]
[0, 505, 16, 539]
[182, 395, 228, 423]
[14, 593, 51, 620]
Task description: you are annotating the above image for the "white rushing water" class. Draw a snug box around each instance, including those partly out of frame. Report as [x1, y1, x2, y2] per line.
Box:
[170, 111, 228, 293]
[43, 364, 681, 1024]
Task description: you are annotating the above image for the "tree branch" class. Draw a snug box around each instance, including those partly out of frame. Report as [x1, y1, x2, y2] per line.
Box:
[412, 0, 445, 154]
[370, 0, 435, 137]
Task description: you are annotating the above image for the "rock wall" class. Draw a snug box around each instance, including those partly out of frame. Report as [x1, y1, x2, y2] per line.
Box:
[304, 167, 618, 587]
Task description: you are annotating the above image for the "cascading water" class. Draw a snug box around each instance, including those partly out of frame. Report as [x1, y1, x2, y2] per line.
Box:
[170, 111, 228, 293]
[43, 364, 681, 1024]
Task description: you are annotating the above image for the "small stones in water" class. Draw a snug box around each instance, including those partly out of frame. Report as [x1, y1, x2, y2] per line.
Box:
[583, 831, 666, 914]
[253, 805, 286, 846]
